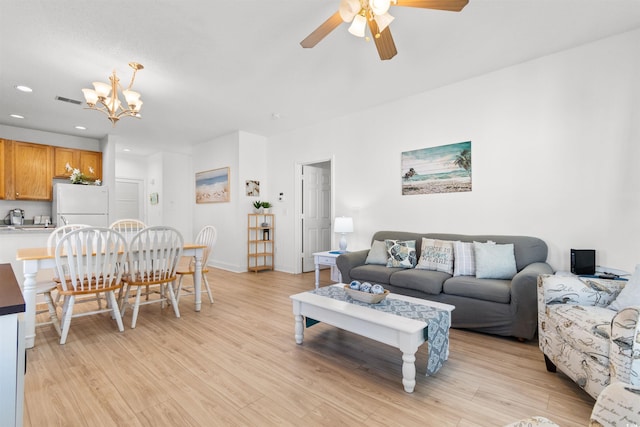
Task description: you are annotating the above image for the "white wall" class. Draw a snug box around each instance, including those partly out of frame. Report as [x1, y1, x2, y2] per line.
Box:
[267, 28, 640, 274]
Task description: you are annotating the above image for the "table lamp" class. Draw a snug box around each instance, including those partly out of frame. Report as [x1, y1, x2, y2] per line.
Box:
[334, 216, 354, 252]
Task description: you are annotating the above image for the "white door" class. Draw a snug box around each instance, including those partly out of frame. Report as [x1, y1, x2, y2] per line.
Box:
[114, 179, 144, 223]
[302, 163, 331, 272]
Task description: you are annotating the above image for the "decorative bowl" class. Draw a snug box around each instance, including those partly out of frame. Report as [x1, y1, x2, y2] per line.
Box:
[343, 285, 389, 304]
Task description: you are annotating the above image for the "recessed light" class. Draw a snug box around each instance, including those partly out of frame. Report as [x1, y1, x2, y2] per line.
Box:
[123, 148, 131, 152]
[15, 85, 32, 93]
[9, 114, 25, 119]
[75, 126, 87, 130]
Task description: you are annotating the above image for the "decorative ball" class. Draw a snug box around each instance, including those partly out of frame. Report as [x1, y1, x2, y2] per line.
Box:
[360, 282, 372, 293]
[349, 280, 361, 290]
[371, 284, 385, 294]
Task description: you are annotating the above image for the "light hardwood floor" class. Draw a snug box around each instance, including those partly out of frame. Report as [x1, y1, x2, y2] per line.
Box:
[24, 268, 594, 426]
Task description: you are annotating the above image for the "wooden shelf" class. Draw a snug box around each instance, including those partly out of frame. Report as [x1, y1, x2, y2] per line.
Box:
[248, 213, 274, 273]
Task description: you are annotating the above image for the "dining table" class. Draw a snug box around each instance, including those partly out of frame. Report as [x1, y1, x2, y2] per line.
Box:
[16, 243, 206, 348]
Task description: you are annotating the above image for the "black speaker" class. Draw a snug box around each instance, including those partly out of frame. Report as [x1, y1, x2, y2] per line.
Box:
[571, 249, 596, 275]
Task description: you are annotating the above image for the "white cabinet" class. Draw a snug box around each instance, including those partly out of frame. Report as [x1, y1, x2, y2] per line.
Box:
[0, 263, 25, 427]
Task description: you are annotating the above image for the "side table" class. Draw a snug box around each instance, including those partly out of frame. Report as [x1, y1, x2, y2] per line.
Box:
[312, 251, 343, 289]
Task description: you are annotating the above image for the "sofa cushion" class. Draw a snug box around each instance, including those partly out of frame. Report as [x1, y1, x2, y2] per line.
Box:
[385, 240, 417, 269]
[350, 264, 401, 284]
[365, 240, 389, 265]
[453, 241, 475, 276]
[389, 269, 449, 295]
[443, 276, 511, 304]
[544, 304, 614, 367]
[474, 241, 517, 279]
[416, 238, 454, 274]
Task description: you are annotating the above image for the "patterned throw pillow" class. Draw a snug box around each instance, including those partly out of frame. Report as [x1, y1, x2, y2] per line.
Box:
[453, 241, 475, 276]
[385, 239, 417, 269]
[416, 238, 454, 274]
[608, 264, 640, 311]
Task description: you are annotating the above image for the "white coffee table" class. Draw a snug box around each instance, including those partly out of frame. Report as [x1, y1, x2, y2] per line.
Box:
[290, 284, 455, 393]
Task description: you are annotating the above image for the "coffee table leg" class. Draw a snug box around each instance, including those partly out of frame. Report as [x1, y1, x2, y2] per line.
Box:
[294, 314, 304, 344]
[401, 351, 418, 393]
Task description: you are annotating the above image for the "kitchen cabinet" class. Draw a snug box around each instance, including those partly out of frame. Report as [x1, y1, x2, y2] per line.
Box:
[0, 139, 5, 200]
[53, 147, 102, 181]
[11, 141, 53, 200]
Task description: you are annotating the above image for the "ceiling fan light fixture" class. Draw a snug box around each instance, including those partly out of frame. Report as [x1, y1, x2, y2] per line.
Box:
[348, 12, 367, 37]
[374, 12, 394, 32]
[339, 0, 361, 22]
[369, 0, 391, 16]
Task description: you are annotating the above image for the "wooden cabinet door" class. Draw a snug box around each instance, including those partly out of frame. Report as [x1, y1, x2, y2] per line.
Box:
[79, 150, 102, 181]
[53, 147, 77, 178]
[0, 139, 5, 199]
[12, 141, 53, 200]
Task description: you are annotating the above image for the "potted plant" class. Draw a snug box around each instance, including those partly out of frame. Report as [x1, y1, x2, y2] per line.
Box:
[253, 200, 263, 213]
[261, 201, 272, 213]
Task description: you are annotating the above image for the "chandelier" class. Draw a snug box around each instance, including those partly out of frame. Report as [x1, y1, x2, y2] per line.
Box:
[82, 62, 144, 126]
[340, 0, 395, 39]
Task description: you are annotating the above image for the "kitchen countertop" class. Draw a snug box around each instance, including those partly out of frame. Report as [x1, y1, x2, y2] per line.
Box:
[0, 225, 56, 234]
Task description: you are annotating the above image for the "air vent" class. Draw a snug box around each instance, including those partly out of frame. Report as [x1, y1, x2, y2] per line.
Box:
[55, 96, 82, 105]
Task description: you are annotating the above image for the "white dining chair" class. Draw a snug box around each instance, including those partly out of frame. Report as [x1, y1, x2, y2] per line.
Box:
[175, 225, 217, 304]
[34, 224, 91, 336]
[120, 226, 183, 328]
[109, 219, 147, 243]
[54, 227, 127, 344]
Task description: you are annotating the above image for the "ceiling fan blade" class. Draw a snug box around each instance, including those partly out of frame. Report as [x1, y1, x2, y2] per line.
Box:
[367, 19, 397, 61]
[300, 11, 344, 48]
[394, 0, 469, 12]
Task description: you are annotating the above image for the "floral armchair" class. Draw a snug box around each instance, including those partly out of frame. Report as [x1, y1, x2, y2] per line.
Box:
[537, 273, 640, 399]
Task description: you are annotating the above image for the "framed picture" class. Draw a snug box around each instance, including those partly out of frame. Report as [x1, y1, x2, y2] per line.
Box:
[401, 141, 472, 195]
[196, 167, 230, 203]
[149, 192, 159, 205]
[246, 180, 260, 197]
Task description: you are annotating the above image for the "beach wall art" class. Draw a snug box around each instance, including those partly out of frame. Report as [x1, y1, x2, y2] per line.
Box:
[401, 141, 472, 195]
[196, 167, 230, 203]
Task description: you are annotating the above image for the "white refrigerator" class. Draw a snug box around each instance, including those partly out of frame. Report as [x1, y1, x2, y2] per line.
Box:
[52, 183, 109, 227]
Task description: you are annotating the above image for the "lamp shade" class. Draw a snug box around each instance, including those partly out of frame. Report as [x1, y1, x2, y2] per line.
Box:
[348, 13, 367, 37]
[334, 217, 354, 233]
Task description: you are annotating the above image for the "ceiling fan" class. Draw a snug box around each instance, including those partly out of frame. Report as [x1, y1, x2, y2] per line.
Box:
[300, 0, 469, 61]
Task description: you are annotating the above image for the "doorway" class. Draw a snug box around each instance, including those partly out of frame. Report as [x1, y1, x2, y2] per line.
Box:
[114, 178, 145, 223]
[299, 160, 333, 273]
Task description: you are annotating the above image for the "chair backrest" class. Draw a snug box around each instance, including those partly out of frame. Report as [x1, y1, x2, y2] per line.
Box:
[47, 224, 90, 251]
[55, 227, 127, 293]
[110, 219, 146, 243]
[195, 225, 217, 266]
[128, 226, 184, 283]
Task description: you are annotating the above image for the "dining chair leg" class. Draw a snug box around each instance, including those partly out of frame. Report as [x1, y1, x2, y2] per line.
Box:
[131, 286, 143, 329]
[120, 285, 132, 317]
[168, 282, 180, 318]
[43, 290, 61, 336]
[59, 295, 76, 345]
[203, 274, 214, 304]
[175, 275, 185, 304]
[106, 291, 125, 332]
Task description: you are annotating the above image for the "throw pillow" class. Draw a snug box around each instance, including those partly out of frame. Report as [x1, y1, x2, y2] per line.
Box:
[474, 241, 518, 279]
[416, 238, 454, 275]
[608, 264, 640, 311]
[365, 240, 389, 265]
[453, 241, 475, 276]
[385, 239, 417, 269]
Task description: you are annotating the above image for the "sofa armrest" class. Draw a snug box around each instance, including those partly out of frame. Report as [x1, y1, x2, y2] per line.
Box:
[609, 307, 640, 387]
[510, 263, 553, 340]
[537, 275, 624, 308]
[336, 250, 369, 283]
[590, 382, 640, 426]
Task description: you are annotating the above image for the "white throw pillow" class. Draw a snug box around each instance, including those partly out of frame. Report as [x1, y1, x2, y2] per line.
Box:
[416, 238, 454, 275]
[608, 264, 640, 311]
[453, 241, 475, 276]
[474, 241, 517, 280]
[365, 240, 389, 265]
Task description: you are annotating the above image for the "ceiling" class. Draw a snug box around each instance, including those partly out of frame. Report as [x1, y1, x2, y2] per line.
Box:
[2, 0, 640, 156]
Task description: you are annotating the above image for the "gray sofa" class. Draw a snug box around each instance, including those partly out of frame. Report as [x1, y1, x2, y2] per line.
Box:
[336, 231, 553, 341]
